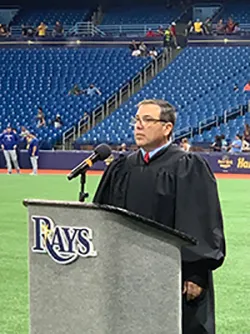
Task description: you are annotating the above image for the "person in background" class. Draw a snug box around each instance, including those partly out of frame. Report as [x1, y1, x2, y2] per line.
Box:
[229, 134, 242, 153]
[22, 24, 34, 37]
[233, 23, 240, 34]
[243, 124, 250, 143]
[0, 24, 9, 37]
[216, 19, 225, 34]
[170, 22, 180, 49]
[225, 17, 235, 34]
[68, 84, 83, 96]
[26, 133, 39, 175]
[149, 47, 158, 59]
[19, 126, 29, 149]
[36, 107, 46, 127]
[139, 42, 147, 57]
[85, 84, 102, 96]
[119, 143, 128, 152]
[52, 21, 64, 37]
[185, 20, 193, 36]
[20, 126, 29, 138]
[221, 134, 227, 151]
[146, 28, 156, 37]
[36, 22, 48, 37]
[211, 135, 222, 151]
[157, 25, 165, 36]
[0, 125, 20, 174]
[180, 138, 191, 151]
[53, 114, 63, 128]
[203, 17, 212, 35]
[241, 137, 250, 152]
[243, 81, 250, 91]
[233, 84, 239, 92]
[191, 19, 203, 35]
[129, 40, 139, 52]
[163, 27, 172, 55]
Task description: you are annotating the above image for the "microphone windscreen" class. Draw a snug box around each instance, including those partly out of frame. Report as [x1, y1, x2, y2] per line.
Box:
[94, 144, 112, 161]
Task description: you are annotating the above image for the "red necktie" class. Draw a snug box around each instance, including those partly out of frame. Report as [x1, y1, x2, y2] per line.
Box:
[144, 152, 150, 163]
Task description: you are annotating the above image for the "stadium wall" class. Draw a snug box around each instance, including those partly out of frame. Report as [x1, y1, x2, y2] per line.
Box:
[1, 150, 250, 174]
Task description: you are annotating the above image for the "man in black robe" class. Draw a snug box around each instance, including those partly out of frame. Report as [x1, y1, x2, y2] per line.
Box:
[93, 99, 226, 334]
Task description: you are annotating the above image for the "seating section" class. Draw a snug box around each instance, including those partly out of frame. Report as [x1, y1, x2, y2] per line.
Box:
[12, 9, 90, 26]
[101, 5, 181, 25]
[193, 113, 250, 143]
[217, 3, 250, 24]
[0, 47, 151, 148]
[77, 47, 250, 146]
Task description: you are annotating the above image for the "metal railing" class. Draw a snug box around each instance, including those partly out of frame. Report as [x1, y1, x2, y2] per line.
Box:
[175, 103, 248, 141]
[72, 21, 105, 36]
[98, 24, 165, 37]
[62, 51, 172, 149]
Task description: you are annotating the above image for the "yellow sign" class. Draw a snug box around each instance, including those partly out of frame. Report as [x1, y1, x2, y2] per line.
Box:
[237, 157, 250, 169]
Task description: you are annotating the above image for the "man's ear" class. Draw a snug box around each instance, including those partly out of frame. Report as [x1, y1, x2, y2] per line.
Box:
[164, 122, 173, 138]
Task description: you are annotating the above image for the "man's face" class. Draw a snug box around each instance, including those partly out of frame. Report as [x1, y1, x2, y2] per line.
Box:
[6, 127, 11, 133]
[134, 104, 173, 151]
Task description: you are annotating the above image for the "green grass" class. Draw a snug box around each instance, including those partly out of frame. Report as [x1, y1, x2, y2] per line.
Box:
[0, 175, 249, 334]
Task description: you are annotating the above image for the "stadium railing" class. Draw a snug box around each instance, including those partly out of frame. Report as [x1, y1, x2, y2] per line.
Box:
[62, 51, 172, 150]
[174, 103, 249, 141]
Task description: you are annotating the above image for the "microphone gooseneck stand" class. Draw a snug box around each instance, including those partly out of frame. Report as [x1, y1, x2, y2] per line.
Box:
[79, 172, 89, 202]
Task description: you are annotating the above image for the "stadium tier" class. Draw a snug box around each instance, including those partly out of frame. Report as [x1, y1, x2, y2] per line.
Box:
[217, 3, 250, 24]
[0, 47, 151, 148]
[101, 5, 181, 25]
[78, 46, 250, 146]
[12, 9, 90, 25]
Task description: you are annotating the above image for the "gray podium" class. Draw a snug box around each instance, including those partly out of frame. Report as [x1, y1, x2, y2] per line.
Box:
[23, 199, 196, 334]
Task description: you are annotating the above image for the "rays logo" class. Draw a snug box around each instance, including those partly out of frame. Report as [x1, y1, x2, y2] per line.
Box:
[32, 216, 97, 265]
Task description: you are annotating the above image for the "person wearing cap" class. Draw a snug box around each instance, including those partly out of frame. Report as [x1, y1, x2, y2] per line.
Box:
[26, 133, 39, 175]
[0, 126, 20, 174]
[170, 22, 180, 49]
[53, 114, 63, 129]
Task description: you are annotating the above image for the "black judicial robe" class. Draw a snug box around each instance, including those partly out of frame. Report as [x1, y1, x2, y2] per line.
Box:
[93, 144, 226, 334]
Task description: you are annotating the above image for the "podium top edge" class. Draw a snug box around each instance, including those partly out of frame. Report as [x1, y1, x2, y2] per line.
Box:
[23, 199, 197, 245]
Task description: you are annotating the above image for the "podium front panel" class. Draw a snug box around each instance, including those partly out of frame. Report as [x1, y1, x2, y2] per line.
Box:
[27, 202, 182, 334]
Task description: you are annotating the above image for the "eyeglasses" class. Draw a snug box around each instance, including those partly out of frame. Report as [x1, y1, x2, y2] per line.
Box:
[130, 116, 168, 127]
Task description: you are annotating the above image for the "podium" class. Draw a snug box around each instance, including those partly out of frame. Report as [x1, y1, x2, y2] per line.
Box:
[23, 199, 196, 334]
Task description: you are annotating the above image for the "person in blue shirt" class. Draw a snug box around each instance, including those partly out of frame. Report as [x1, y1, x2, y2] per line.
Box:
[85, 84, 102, 96]
[0, 126, 20, 174]
[229, 134, 242, 153]
[26, 133, 39, 175]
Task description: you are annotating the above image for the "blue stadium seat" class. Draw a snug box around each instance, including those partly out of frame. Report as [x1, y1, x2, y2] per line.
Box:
[216, 4, 250, 24]
[0, 47, 151, 148]
[79, 46, 250, 145]
[101, 5, 181, 25]
[12, 9, 90, 25]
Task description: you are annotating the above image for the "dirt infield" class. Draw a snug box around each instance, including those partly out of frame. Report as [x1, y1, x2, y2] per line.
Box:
[0, 169, 250, 179]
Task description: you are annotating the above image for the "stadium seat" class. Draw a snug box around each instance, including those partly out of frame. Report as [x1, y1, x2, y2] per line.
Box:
[101, 5, 181, 25]
[78, 46, 250, 145]
[0, 47, 151, 148]
[12, 9, 90, 25]
[216, 3, 250, 24]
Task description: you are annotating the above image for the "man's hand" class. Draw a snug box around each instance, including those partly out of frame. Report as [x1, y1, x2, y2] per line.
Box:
[183, 281, 203, 301]
[1, 145, 4, 150]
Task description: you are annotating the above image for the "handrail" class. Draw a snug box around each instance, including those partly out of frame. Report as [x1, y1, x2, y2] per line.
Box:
[175, 102, 247, 141]
[62, 51, 169, 148]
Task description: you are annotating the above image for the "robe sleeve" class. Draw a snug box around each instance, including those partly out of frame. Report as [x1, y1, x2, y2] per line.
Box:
[175, 153, 226, 288]
[93, 155, 126, 205]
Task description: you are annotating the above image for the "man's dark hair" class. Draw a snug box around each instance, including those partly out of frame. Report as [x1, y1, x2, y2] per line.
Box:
[137, 99, 176, 138]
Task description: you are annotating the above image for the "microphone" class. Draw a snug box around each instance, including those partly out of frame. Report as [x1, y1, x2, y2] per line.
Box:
[67, 144, 111, 181]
